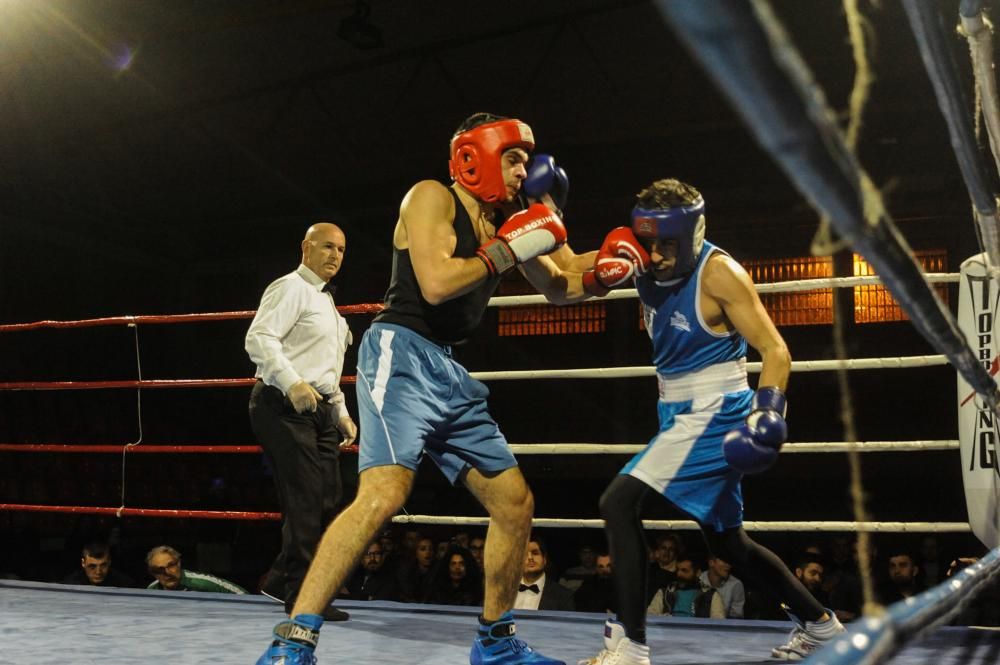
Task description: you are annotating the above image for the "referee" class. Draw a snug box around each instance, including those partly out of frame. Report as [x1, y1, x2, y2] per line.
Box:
[246, 222, 357, 622]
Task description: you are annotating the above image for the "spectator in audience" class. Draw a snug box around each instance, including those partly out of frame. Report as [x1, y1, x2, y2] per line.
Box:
[574, 551, 616, 614]
[397, 536, 435, 603]
[378, 529, 397, 560]
[825, 536, 863, 623]
[918, 536, 944, 587]
[757, 551, 829, 620]
[647, 555, 724, 618]
[559, 543, 599, 592]
[468, 535, 486, 572]
[425, 544, 482, 606]
[794, 552, 829, 607]
[146, 545, 246, 594]
[701, 555, 744, 618]
[514, 537, 574, 611]
[879, 550, 923, 604]
[401, 529, 422, 556]
[453, 531, 471, 549]
[62, 541, 135, 588]
[341, 541, 399, 601]
[376, 527, 403, 575]
[947, 556, 1000, 626]
[435, 539, 450, 561]
[647, 533, 682, 602]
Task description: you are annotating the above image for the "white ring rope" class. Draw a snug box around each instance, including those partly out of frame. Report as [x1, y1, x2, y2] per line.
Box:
[471, 355, 949, 381]
[390, 515, 971, 533]
[475, 279, 961, 533]
[487, 273, 959, 307]
[507, 441, 958, 455]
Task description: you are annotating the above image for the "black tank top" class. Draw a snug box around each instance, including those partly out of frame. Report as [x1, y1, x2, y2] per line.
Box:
[375, 187, 501, 345]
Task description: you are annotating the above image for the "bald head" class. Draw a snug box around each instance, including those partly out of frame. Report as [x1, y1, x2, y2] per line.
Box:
[301, 223, 346, 283]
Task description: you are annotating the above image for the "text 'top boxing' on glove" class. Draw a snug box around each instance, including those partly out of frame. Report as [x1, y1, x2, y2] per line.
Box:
[476, 203, 567, 277]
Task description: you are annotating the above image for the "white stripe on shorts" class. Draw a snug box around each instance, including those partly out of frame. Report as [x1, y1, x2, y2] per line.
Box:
[371, 328, 394, 410]
[628, 394, 723, 494]
[370, 328, 397, 464]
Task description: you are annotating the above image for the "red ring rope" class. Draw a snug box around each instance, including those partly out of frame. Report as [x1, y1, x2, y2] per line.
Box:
[0, 377, 355, 391]
[0, 504, 280, 520]
[0, 443, 359, 454]
[0, 305, 384, 332]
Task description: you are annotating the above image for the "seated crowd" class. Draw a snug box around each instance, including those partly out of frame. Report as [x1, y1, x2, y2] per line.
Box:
[22, 529, 999, 626]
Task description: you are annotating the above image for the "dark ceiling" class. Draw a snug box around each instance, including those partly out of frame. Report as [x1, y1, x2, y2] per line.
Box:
[0, 0, 981, 321]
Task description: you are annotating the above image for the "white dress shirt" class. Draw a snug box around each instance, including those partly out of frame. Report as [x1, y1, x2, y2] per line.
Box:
[245, 264, 352, 419]
[513, 573, 547, 611]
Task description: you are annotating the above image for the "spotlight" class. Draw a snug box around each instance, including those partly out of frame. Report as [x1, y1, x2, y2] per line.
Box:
[338, 0, 383, 50]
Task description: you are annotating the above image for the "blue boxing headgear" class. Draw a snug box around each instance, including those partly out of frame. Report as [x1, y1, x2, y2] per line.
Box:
[631, 197, 706, 276]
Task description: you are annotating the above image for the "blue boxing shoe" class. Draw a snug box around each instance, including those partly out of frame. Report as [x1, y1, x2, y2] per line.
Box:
[257, 613, 324, 665]
[471, 612, 565, 665]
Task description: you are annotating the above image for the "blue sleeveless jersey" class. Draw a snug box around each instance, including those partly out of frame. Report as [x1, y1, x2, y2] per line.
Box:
[635, 241, 747, 376]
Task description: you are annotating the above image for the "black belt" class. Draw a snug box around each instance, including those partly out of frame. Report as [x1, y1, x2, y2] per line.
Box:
[257, 379, 333, 404]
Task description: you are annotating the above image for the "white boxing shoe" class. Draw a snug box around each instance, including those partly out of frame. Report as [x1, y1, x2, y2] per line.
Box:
[577, 620, 651, 665]
[771, 607, 846, 661]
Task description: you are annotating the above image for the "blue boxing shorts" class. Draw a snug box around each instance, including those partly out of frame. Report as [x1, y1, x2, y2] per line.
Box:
[355, 322, 518, 484]
[621, 360, 752, 532]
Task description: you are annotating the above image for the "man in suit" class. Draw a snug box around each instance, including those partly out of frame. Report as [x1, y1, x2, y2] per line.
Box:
[514, 537, 574, 611]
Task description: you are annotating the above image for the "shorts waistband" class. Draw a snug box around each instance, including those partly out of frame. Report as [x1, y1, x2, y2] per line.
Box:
[369, 321, 453, 356]
[657, 359, 749, 402]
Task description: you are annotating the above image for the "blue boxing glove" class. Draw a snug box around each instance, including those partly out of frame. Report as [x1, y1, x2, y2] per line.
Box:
[523, 153, 569, 214]
[723, 387, 788, 474]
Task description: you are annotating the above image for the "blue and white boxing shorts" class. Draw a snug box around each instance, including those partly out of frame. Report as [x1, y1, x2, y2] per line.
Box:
[355, 322, 518, 483]
[621, 360, 752, 532]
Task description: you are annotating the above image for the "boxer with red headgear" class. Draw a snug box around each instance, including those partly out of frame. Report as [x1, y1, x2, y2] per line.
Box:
[580, 179, 843, 665]
[449, 118, 535, 203]
[257, 112, 593, 665]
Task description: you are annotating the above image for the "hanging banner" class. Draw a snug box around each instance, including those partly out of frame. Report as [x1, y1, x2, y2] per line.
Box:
[957, 253, 1000, 548]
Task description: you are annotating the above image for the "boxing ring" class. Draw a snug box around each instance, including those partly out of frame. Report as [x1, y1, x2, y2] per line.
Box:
[0, 273, 995, 665]
[2, 580, 998, 665]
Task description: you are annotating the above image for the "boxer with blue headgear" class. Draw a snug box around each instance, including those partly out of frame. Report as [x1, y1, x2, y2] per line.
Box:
[631, 196, 706, 279]
[580, 178, 843, 665]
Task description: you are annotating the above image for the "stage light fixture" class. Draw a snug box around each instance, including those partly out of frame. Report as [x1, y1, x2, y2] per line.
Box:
[338, 0, 383, 50]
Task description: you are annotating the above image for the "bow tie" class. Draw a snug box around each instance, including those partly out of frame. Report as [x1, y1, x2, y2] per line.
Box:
[519, 583, 540, 594]
[322, 281, 337, 297]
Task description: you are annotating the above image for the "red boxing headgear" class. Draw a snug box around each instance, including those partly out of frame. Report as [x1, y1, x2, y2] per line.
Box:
[448, 119, 535, 203]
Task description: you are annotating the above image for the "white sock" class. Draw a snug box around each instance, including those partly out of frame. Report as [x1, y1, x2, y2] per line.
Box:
[806, 613, 845, 640]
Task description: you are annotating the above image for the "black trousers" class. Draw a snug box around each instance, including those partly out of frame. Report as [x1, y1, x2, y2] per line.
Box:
[249, 381, 343, 599]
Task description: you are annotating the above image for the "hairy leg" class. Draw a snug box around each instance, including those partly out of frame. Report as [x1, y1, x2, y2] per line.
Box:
[463, 466, 534, 621]
[292, 464, 415, 615]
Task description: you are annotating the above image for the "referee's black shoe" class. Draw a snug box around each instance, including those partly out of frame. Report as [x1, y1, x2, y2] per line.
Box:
[285, 593, 350, 622]
[260, 571, 286, 604]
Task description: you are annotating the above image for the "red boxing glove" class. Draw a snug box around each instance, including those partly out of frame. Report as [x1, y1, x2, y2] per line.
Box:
[477, 203, 567, 276]
[583, 227, 651, 295]
[601, 227, 650, 275]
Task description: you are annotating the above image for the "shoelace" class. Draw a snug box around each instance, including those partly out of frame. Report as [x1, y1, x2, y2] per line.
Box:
[578, 648, 611, 665]
[507, 637, 531, 654]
